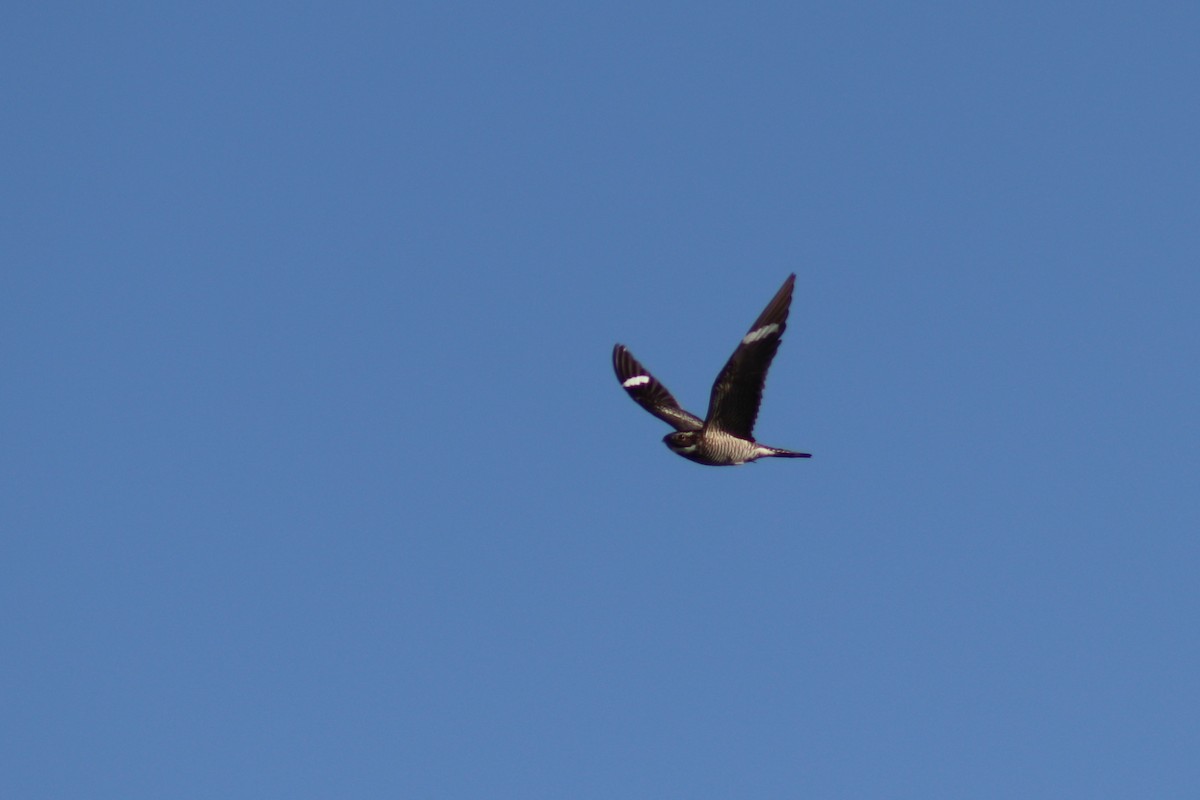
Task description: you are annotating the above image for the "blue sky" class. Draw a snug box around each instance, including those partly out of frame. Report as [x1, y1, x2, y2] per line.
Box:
[4, 2, 1199, 797]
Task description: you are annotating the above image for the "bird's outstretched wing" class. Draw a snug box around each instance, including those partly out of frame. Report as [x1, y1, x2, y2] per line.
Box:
[612, 344, 704, 432]
[704, 274, 795, 439]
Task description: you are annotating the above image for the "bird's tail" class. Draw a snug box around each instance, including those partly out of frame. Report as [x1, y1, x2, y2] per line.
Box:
[763, 447, 812, 459]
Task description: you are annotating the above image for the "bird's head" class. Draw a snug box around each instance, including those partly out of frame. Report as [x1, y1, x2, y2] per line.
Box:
[663, 431, 700, 455]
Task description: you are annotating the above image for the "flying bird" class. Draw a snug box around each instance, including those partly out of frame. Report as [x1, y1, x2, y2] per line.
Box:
[612, 274, 811, 465]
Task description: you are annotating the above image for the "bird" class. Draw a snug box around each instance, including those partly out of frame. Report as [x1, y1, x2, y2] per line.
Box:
[612, 273, 811, 466]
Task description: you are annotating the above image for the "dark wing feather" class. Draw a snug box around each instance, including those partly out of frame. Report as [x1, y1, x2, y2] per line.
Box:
[705, 274, 795, 438]
[612, 344, 704, 432]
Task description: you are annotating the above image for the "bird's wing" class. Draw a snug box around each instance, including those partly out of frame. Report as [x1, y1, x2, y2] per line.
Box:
[704, 274, 795, 438]
[612, 344, 704, 432]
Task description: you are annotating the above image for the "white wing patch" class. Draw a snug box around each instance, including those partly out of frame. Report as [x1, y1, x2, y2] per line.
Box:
[622, 375, 651, 388]
[742, 323, 780, 345]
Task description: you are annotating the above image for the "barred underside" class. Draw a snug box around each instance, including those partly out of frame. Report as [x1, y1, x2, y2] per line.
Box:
[695, 429, 759, 465]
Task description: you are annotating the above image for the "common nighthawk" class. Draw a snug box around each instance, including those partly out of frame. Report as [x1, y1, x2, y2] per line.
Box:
[612, 273, 811, 466]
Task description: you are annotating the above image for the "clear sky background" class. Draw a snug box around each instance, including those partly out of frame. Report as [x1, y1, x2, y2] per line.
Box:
[4, 3, 1198, 797]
